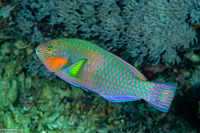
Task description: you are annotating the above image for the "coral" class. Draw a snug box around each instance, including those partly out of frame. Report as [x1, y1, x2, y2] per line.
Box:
[30, 27, 47, 44]
[15, 0, 50, 43]
[189, 0, 200, 23]
[19, 94, 35, 112]
[0, 4, 15, 18]
[0, 78, 17, 108]
[125, 0, 196, 64]
[198, 101, 200, 119]
[15, 0, 197, 65]
[15, 9, 34, 36]
[191, 66, 200, 88]
[143, 64, 166, 79]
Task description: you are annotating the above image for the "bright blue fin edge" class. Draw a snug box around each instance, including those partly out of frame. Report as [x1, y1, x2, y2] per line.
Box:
[71, 83, 88, 92]
[99, 93, 141, 102]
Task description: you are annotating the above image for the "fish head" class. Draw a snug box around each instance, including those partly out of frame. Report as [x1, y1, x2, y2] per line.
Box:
[36, 40, 68, 73]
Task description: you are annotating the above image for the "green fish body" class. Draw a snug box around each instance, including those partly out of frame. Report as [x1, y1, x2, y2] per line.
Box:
[36, 38, 177, 112]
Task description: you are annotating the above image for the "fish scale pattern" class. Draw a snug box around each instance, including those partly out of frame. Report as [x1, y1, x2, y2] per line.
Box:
[62, 39, 151, 98]
[36, 38, 177, 112]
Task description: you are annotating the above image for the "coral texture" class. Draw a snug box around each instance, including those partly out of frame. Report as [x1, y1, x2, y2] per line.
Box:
[15, 0, 198, 65]
[191, 66, 200, 88]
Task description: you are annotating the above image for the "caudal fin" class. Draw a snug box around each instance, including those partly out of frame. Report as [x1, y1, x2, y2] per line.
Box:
[147, 82, 177, 113]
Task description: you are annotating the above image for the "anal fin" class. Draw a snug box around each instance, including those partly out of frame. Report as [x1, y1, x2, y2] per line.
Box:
[71, 83, 88, 92]
[99, 93, 141, 102]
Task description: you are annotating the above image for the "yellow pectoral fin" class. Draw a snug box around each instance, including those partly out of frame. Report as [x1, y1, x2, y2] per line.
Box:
[64, 59, 87, 77]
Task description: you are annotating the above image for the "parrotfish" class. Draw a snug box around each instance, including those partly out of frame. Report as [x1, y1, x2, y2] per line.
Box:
[36, 38, 177, 113]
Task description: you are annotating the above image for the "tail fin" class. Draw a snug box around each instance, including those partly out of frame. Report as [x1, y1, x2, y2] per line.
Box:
[147, 82, 177, 113]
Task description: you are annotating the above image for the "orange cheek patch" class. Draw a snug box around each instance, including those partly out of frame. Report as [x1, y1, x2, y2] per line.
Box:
[45, 57, 68, 72]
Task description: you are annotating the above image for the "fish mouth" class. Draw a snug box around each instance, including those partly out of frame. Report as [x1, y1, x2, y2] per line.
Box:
[35, 47, 45, 61]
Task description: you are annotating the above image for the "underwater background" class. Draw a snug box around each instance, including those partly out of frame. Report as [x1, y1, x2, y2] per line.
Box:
[0, 0, 200, 132]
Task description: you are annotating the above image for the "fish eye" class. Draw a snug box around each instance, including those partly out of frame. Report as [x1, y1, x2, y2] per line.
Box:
[48, 48, 52, 52]
[47, 46, 54, 52]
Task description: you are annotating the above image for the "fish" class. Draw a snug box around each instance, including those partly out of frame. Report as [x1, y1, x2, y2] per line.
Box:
[36, 38, 177, 113]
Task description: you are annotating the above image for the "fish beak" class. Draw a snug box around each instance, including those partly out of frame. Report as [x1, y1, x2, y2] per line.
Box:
[35, 48, 39, 55]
